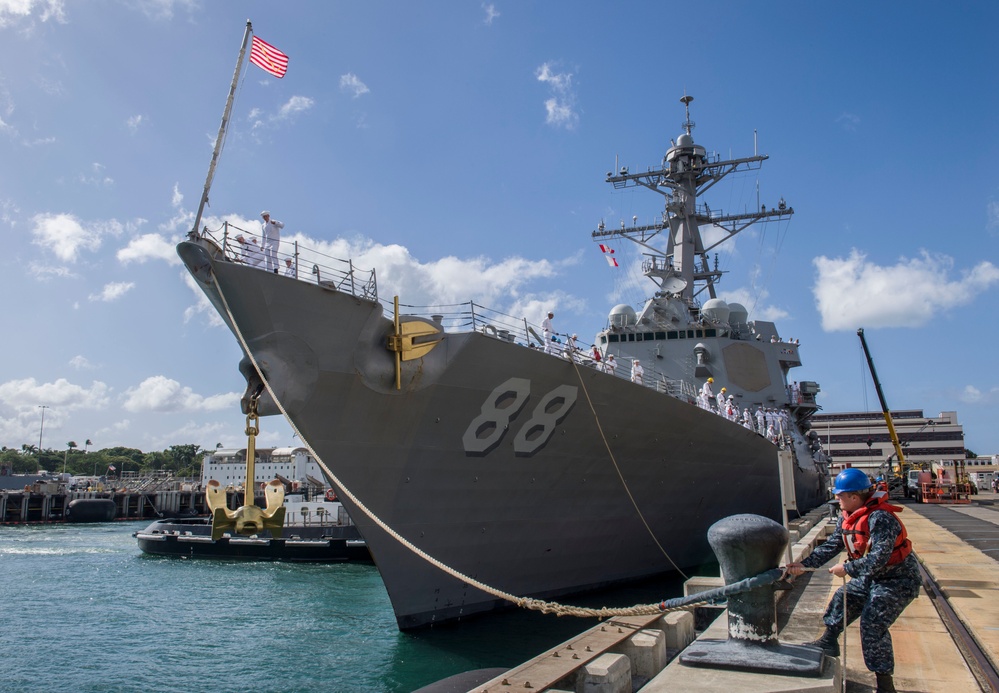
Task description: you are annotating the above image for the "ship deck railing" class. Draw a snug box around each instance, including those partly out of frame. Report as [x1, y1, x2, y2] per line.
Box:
[199, 222, 379, 301]
[193, 225, 739, 412]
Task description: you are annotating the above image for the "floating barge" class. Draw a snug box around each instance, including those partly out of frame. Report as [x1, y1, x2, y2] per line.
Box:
[134, 516, 369, 562]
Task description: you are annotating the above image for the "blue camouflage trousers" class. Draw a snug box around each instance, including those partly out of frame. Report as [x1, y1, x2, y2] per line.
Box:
[823, 558, 921, 674]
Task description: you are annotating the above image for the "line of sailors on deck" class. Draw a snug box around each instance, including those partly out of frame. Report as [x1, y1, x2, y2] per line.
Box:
[698, 377, 788, 442]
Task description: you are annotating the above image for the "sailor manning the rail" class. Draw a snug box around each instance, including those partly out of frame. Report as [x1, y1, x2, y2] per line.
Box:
[698, 377, 715, 410]
[541, 311, 555, 354]
[603, 353, 616, 375]
[260, 210, 284, 274]
[630, 359, 644, 384]
[786, 469, 919, 693]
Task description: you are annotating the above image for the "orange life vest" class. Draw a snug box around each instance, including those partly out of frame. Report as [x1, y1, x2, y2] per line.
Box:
[841, 492, 912, 565]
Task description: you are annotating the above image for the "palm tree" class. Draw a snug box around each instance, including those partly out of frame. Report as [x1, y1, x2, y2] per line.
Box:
[64, 442, 77, 475]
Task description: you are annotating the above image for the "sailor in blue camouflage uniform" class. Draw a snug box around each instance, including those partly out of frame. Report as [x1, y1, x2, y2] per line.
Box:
[786, 468, 920, 693]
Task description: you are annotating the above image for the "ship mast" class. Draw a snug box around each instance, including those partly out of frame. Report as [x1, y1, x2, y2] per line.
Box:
[190, 20, 254, 238]
[592, 95, 794, 302]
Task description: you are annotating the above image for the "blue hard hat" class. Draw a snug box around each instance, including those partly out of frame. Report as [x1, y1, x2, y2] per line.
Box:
[832, 468, 873, 495]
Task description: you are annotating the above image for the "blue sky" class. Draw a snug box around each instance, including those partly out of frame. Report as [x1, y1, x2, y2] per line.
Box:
[1, 1, 998, 457]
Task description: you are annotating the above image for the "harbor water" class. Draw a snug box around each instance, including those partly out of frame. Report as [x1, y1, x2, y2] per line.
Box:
[0, 522, 689, 692]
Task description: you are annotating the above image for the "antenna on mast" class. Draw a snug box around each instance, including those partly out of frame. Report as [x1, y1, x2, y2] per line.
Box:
[680, 94, 695, 135]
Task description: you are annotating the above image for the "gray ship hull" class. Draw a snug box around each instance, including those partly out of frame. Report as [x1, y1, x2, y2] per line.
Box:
[180, 240, 824, 629]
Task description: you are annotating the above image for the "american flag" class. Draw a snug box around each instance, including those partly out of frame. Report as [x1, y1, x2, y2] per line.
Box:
[249, 35, 289, 79]
[107, 464, 116, 471]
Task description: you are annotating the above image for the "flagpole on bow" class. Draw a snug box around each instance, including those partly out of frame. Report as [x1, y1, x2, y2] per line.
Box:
[190, 20, 253, 238]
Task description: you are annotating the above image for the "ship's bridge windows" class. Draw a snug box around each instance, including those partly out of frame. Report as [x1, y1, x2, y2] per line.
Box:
[655, 331, 666, 340]
[599, 335, 608, 344]
[705, 329, 716, 338]
[643, 333, 655, 341]
[627, 334, 636, 342]
[609, 334, 620, 342]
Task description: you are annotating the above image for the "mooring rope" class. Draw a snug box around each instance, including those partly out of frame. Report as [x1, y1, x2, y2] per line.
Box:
[565, 349, 689, 580]
[209, 269, 790, 618]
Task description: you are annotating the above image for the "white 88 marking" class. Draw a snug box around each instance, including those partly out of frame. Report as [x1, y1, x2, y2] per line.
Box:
[461, 378, 577, 457]
[513, 385, 577, 455]
[460, 378, 531, 455]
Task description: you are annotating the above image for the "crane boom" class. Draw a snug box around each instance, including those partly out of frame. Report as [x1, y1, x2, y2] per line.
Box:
[857, 328, 907, 476]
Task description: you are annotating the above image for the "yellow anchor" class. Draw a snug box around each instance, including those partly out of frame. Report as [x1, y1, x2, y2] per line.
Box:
[206, 397, 286, 540]
[385, 295, 443, 390]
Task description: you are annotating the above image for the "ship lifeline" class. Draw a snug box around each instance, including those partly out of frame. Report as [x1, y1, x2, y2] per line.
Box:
[179, 87, 828, 629]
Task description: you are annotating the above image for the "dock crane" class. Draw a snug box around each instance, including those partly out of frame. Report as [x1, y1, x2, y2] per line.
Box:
[857, 328, 908, 496]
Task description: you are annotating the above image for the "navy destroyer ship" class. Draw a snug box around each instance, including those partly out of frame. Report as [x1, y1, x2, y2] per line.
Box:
[177, 26, 827, 631]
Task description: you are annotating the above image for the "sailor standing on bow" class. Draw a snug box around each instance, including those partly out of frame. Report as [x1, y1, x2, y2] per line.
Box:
[260, 210, 284, 273]
[541, 311, 555, 354]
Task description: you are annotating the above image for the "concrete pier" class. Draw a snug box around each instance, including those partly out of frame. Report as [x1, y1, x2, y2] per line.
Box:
[473, 494, 999, 692]
[0, 488, 214, 523]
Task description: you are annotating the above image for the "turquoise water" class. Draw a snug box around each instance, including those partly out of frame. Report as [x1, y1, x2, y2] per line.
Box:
[0, 523, 688, 692]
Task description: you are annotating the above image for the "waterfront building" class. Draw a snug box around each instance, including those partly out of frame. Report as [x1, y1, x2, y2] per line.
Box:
[811, 410, 967, 476]
[200, 446, 328, 493]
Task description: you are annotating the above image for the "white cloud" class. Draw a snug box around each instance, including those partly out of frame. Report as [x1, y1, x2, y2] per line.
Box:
[117, 232, 181, 265]
[30, 213, 138, 263]
[536, 62, 579, 130]
[28, 262, 76, 279]
[812, 248, 999, 331]
[251, 96, 314, 131]
[126, 114, 144, 134]
[277, 95, 314, 119]
[79, 162, 113, 187]
[69, 355, 94, 370]
[89, 281, 135, 302]
[482, 3, 499, 24]
[286, 232, 562, 310]
[0, 0, 66, 29]
[122, 376, 239, 413]
[0, 377, 110, 412]
[339, 73, 369, 99]
[31, 212, 101, 262]
[718, 286, 788, 323]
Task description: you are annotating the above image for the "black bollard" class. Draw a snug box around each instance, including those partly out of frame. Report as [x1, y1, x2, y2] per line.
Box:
[679, 513, 825, 676]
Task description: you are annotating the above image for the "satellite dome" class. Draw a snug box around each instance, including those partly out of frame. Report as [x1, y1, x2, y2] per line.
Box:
[609, 304, 637, 328]
[677, 133, 694, 147]
[727, 302, 748, 327]
[701, 298, 730, 325]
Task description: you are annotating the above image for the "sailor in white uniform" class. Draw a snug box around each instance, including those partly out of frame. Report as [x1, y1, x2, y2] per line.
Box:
[541, 311, 555, 354]
[604, 353, 617, 375]
[699, 378, 715, 411]
[631, 359, 644, 384]
[260, 210, 284, 273]
[565, 333, 579, 362]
